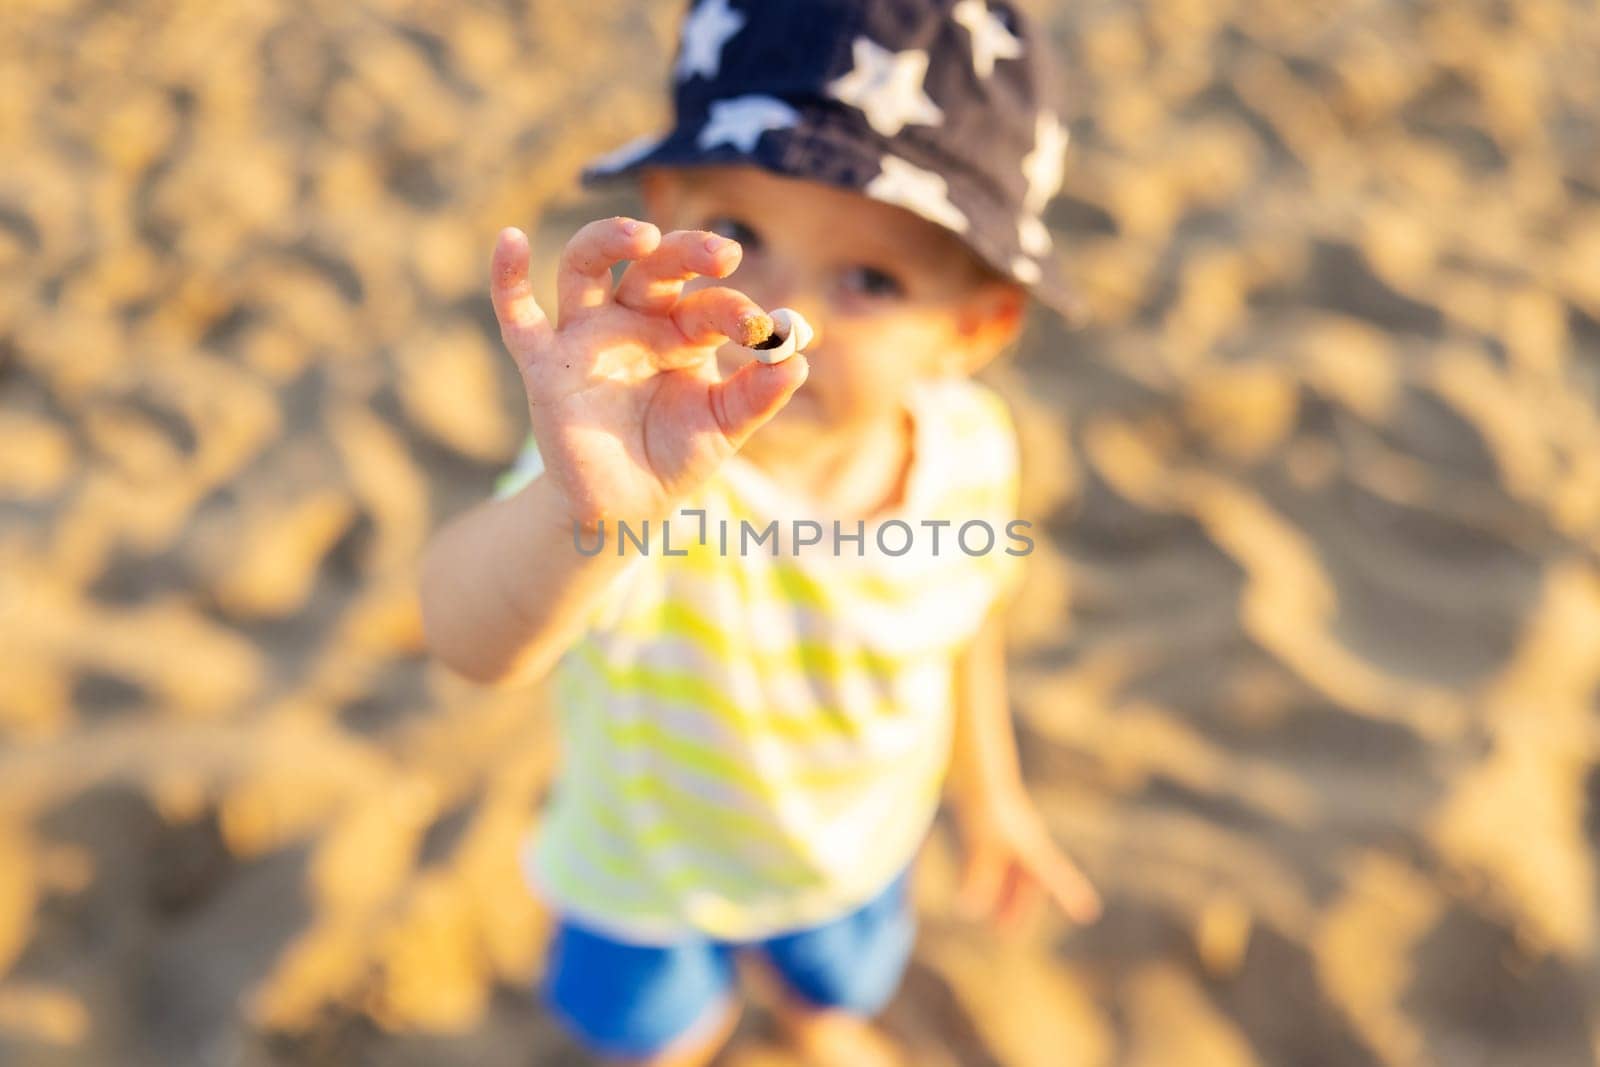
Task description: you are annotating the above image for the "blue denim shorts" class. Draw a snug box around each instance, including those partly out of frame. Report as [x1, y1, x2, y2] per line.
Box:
[538, 866, 916, 1060]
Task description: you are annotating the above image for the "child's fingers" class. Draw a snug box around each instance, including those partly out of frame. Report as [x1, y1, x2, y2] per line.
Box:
[613, 229, 741, 315]
[672, 285, 774, 349]
[556, 216, 661, 324]
[489, 227, 554, 369]
[1036, 850, 1103, 924]
[706, 350, 809, 453]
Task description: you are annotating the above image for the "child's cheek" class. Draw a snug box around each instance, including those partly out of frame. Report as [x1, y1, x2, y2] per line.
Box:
[823, 358, 899, 419]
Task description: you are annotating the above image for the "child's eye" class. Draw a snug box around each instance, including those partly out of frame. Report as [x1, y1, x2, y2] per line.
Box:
[841, 265, 905, 299]
[704, 215, 760, 249]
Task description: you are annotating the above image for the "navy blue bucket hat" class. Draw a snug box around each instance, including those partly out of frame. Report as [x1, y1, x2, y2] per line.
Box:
[580, 0, 1086, 327]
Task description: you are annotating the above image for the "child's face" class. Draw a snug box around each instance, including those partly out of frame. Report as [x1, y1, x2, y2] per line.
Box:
[638, 164, 1025, 435]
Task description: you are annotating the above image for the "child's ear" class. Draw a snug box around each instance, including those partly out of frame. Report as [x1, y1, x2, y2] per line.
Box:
[949, 281, 1027, 375]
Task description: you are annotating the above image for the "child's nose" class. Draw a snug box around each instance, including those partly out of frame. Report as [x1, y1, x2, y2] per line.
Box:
[761, 285, 824, 352]
[752, 267, 824, 352]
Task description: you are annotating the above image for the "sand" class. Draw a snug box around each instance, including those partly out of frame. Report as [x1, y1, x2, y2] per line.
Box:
[1, 0, 1598, 1064]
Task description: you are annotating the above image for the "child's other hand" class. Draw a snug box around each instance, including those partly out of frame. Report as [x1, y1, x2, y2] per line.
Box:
[489, 219, 809, 529]
[951, 788, 1102, 936]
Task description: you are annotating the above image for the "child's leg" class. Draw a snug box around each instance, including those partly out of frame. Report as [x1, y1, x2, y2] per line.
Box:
[745, 866, 918, 1067]
[741, 952, 906, 1067]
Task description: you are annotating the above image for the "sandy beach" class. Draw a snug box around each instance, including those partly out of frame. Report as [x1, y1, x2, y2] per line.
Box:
[1, 0, 1598, 1063]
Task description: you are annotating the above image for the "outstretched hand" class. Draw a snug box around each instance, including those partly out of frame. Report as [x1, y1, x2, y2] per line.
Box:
[952, 788, 1102, 937]
[489, 218, 809, 529]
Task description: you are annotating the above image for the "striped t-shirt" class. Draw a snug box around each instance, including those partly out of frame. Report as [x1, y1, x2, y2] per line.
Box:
[490, 375, 1027, 943]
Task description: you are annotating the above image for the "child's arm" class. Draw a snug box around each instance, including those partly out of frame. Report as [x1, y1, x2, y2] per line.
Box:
[419, 220, 810, 687]
[945, 605, 1026, 808]
[944, 604, 1102, 931]
[420, 472, 636, 686]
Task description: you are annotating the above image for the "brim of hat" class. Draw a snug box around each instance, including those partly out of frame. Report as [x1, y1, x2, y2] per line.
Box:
[579, 125, 1090, 330]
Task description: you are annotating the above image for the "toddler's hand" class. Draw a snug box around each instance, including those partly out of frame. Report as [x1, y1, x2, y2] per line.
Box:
[489, 218, 810, 529]
[952, 788, 1102, 937]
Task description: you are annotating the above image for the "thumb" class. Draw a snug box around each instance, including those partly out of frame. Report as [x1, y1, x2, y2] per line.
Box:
[708, 353, 810, 453]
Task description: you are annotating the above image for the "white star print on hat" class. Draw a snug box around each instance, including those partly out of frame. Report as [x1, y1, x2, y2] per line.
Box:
[675, 0, 746, 82]
[1017, 212, 1052, 257]
[1021, 110, 1069, 213]
[826, 37, 945, 138]
[952, 0, 1023, 79]
[698, 95, 802, 152]
[865, 155, 969, 233]
[1010, 255, 1042, 284]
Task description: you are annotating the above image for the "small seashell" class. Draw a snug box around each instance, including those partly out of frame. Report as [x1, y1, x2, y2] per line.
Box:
[743, 308, 813, 364]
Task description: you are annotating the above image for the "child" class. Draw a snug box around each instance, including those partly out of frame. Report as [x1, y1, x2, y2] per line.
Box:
[420, 1, 1101, 1063]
